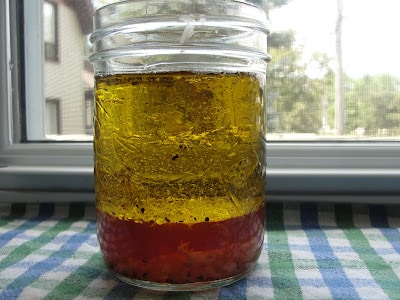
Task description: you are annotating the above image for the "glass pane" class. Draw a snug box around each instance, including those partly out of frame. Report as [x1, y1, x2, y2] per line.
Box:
[267, 0, 400, 140]
[45, 99, 60, 135]
[43, 1, 55, 43]
[41, 0, 94, 141]
[27, 0, 400, 142]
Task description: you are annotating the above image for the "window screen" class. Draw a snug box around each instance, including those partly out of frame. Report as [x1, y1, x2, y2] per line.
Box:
[24, 0, 400, 142]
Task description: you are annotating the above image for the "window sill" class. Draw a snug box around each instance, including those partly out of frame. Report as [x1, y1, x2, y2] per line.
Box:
[1, 142, 399, 204]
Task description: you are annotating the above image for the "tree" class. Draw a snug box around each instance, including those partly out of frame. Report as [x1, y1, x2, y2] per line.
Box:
[266, 27, 336, 134]
[264, 0, 400, 137]
[345, 74, 400, 136]
[268, 44, 322, 133]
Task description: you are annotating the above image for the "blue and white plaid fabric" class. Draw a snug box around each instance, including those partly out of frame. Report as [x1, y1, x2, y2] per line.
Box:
[0, 202, 399, 299]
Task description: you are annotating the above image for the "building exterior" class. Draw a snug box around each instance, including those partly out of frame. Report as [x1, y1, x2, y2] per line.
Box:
[43, 0, 93, 136]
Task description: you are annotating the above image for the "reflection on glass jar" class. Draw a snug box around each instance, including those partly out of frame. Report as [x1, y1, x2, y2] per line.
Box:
[90, 0, 270, 291]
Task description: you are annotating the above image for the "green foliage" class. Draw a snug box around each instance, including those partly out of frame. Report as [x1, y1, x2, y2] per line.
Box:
[268, 31, 295, 48]
[345, 74, 400, 135]
[267, 34, 334, 133]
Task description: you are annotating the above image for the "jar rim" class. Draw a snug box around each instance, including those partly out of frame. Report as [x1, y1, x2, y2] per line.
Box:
[93, 0, 269, 32]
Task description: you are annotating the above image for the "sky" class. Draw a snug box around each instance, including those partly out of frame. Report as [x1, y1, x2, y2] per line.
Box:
[268, 0, 400, 78]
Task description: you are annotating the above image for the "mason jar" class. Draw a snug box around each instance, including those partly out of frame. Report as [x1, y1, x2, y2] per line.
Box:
[90, 0, 270, 291]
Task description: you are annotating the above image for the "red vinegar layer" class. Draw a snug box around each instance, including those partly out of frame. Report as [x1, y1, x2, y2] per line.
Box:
[97, 205, 265, 284]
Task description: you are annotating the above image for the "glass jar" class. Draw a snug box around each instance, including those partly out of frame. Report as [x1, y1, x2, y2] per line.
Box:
[90, 0, 270, 291]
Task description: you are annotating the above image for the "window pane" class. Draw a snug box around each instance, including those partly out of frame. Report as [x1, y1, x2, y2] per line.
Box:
[267, 0, 400, 140]
[43, 1, 55, 43]
[43, 1, 58, 61]
[23, 0, 400, 142]
[44, 0, 93, 140]
[45, 98, 60, 135]
[26, 0, 94, 141]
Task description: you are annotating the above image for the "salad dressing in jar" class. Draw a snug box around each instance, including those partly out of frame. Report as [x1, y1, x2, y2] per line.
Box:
[90, 0, 270, 291]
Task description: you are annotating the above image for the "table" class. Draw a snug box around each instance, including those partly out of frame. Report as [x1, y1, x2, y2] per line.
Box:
[0, 202, 399, 299]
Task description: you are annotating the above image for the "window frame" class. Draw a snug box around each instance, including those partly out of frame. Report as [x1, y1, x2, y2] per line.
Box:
[1, 0, 399, 204]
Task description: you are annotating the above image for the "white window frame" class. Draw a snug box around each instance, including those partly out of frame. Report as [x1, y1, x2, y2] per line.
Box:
[25, 0, 45, 139]
[1, 0, 399, 204]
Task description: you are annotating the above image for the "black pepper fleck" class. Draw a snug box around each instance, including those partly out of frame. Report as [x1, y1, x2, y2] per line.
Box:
[140, 208, 145, 213]
[172, 154, 179, 160]
[205, 217, 209, 222]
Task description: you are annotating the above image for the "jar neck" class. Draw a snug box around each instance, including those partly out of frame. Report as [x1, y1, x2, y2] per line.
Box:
[91, 45, 269, 76]
[90, 0, 270, 75]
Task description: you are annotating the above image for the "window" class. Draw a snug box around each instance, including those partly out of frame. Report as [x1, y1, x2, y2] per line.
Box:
[43, 1, 58, 61]
[266, 0, 400, 141]
[84, 90, 94, 135]
[45, 98, 61, 135]
[0, 0, 399, 203]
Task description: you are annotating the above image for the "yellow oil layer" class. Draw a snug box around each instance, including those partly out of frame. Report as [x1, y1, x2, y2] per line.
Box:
[94, 72, 265, 224]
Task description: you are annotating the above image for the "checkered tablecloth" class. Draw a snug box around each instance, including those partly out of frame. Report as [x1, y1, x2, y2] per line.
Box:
[0, 201, 399, 299]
